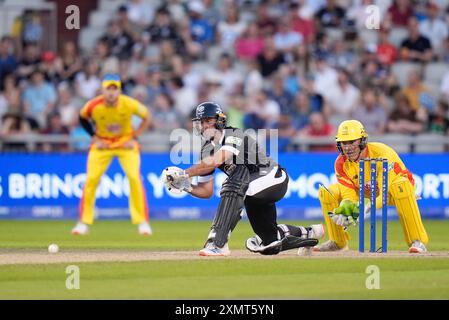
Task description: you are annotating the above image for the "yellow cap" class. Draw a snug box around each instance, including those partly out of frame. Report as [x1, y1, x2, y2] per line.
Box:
[102, 74, 121, 89]
[335, 120, 368, 142]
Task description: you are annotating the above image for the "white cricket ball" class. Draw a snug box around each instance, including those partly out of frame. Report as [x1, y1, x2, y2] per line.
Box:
[48, 244, 59, 253]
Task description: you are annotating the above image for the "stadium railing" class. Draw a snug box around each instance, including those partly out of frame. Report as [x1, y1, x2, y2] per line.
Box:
[1, 132, 448, 153]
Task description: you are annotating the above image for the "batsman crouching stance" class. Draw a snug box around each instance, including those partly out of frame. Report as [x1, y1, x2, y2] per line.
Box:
[163, 102, 324, 256]
[314, 120, 429, 253]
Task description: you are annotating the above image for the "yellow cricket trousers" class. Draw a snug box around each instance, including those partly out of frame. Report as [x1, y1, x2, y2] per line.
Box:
[79, 144, 149, 224]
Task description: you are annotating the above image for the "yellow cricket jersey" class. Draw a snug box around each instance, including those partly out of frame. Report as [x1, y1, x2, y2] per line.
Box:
[335, 142, 414, 208]
[80, 94, 148, 141]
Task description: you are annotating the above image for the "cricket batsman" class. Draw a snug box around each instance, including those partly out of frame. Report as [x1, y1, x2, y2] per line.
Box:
[162, 102, 324, 256]
[71, 74, 152, 235]
[315, 120, 429, 253]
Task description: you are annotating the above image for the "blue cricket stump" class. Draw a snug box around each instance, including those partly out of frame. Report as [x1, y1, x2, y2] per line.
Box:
[358, 159, 365, 252]
[359, 158, 388, 253]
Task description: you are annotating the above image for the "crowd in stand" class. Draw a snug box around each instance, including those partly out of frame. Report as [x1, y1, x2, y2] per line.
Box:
[1, 0, 449, 152]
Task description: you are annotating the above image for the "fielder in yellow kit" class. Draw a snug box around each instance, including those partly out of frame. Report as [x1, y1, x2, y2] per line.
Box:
[315, 120, 429, 253]
[71, 74, 153, 235]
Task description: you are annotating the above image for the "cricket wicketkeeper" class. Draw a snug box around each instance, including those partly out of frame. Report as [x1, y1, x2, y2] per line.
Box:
[315, 120, 429, 253]
[71, 74, 152, 236]
[163, 102, 324, 256]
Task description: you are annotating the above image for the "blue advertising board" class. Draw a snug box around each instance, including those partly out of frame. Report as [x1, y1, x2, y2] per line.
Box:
[0, 153, 448, 220]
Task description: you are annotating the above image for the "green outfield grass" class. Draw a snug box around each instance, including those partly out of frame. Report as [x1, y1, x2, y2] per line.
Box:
[0, 220, 448, 299]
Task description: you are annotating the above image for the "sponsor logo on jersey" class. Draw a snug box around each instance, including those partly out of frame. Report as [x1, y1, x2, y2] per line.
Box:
[225, 136, 242, 146]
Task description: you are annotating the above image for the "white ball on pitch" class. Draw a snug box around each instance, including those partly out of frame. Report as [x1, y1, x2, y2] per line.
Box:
[48, 244, 59, 253]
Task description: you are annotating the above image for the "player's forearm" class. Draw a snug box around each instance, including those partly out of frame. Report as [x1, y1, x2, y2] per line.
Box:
[189, 184, 213, 199]
[186, 151, 230, 177]
[185, 161, 217, 177]
[133, 115, 151, 138]
[79, 115, 95, 136]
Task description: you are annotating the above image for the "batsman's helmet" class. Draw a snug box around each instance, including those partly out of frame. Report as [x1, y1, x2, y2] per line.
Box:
[335, 120, 368, 153]
[192, 101, 227, 130]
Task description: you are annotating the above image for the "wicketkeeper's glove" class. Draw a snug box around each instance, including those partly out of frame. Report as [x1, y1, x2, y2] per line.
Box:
[328, 199, 371, 228]
[352, 198, 372, 223]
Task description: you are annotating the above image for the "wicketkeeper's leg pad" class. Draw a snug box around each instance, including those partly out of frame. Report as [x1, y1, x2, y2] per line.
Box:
[390, 178, 429, 246]
[318, 184, 349, 248]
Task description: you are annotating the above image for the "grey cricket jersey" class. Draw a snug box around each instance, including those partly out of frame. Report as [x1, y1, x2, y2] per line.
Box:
[197, 127, 287, 196]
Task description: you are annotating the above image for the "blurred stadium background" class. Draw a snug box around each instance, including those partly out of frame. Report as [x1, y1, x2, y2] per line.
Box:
[0, 0, 448, 222]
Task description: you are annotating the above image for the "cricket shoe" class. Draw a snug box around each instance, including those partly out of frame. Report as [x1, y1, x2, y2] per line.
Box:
[138, 222, 153, 236]
[199, 242, 230, 256]
[409, 240, 427, 253]
[312, 240, 348, 252]
[71, 222, 88, 235]
[246, 235, 282, 255]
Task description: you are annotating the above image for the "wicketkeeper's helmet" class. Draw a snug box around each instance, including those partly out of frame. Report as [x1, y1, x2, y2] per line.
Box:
[335, 120, 368, 153]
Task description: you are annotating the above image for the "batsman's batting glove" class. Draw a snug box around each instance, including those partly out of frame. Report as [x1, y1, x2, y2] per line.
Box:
[163, 167, 193, 194]
[168, 171, 192, 193]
